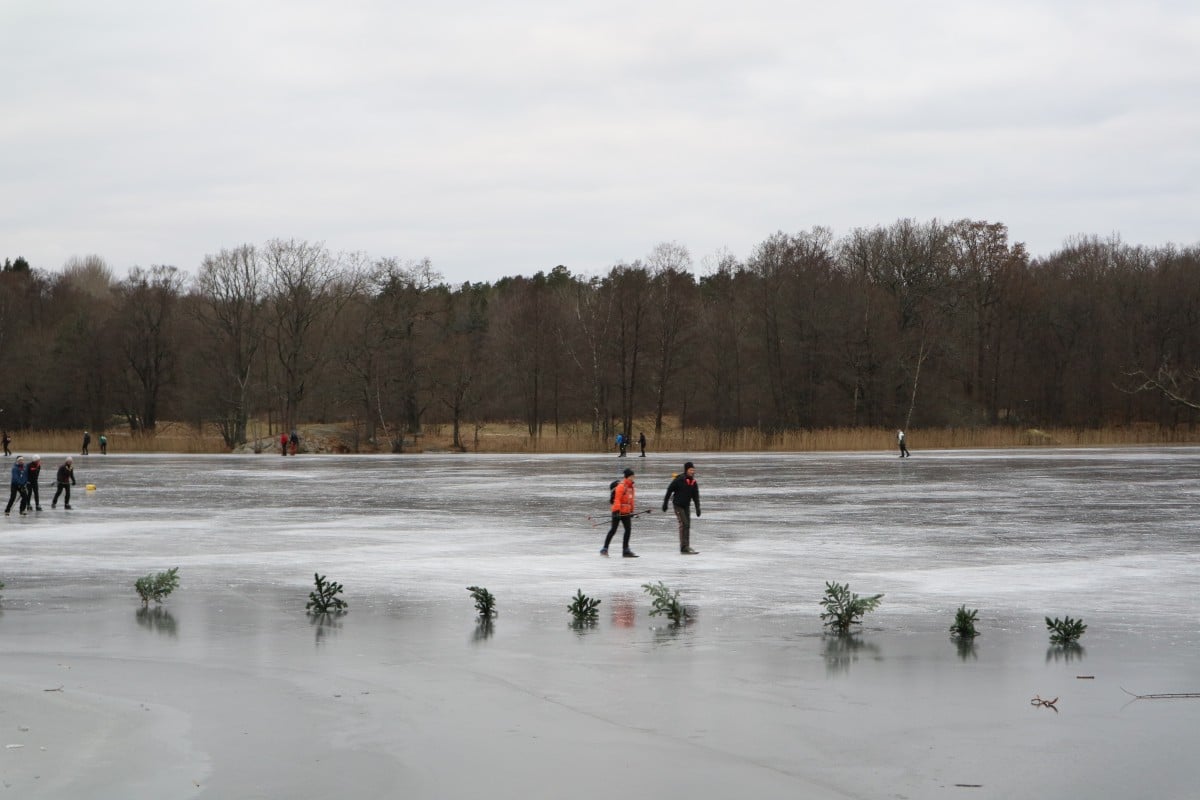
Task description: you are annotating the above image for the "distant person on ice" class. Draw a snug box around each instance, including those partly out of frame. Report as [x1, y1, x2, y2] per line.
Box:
[5, 455, 30, 516]
[638, 431, 647, 457]
[2, 431, 10, 457]
[663, 461, 701, 555]
[26, 454, 43, 511]
[601, 468, 638, 558]
[280, 432, 288, 456]
[52, 456, 76, 510]
[99, 434, 108, 455]
[897, 430, 910, 458]
[289, 430, 299, 455]
[81, 430, 91, 455]
[616, 432, 627, 457]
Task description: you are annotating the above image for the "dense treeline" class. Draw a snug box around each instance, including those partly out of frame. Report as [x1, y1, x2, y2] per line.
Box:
[2, 219, 1199, 450]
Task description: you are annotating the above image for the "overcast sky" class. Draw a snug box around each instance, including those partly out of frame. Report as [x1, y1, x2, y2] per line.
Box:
[3, 1, 1197, 285]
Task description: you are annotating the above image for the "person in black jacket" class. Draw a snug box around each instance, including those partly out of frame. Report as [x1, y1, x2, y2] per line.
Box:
[52, 456, 76, 510]
[662, 461, 701, 555]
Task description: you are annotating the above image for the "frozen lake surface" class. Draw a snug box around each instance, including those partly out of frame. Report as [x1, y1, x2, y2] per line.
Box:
[3, 448, 1200, 798]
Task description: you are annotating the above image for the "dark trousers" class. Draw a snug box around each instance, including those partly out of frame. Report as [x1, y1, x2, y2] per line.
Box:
[603, 513, 632, 551]
[52, 482, 72, 507]
[899, 442, 910, 457]
[28, 482, 40, 509]
[5, 484, 29, 513]
[673, 505, 692, 551]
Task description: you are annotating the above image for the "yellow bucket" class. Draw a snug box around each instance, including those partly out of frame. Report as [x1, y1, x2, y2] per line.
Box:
[86, 484, 96, 491]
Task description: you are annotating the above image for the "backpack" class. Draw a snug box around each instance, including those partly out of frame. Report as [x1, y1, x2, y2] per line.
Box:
[609, 479, 620, 504]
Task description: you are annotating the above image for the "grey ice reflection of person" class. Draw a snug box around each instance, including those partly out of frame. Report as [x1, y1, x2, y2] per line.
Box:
[897, 429, 910, 458]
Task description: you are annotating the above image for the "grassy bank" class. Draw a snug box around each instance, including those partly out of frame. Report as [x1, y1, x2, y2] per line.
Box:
[4, 420, 1199, 456]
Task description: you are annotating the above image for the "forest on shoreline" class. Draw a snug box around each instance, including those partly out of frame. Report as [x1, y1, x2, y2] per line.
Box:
[2, 218, 1199, 453]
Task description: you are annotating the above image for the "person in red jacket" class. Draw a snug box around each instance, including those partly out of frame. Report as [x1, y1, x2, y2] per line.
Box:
[280, 432, 289, 456]
[26, 454, 43, 511]
[601, 468, 638, 558]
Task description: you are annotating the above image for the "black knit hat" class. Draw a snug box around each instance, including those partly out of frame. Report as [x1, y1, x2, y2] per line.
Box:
[623, 468, 635, 477]
[683, 461, 694, 470]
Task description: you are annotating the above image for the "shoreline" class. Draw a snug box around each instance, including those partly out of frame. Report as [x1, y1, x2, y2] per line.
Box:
[4, 423, 1199, 457]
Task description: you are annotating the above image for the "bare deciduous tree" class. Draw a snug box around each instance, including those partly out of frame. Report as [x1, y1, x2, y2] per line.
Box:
[193, 245, 266, 447]
[114, 265, 185, 432]
[263, 239, 359, 431]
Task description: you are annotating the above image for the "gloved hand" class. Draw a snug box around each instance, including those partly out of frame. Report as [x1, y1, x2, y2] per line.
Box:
[696, 509, 701, 517]
[662, 504, 668, 513]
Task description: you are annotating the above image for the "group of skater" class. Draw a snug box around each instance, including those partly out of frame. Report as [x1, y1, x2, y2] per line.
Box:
[5, 454, 77, 516]
[279, 430, 301, 456]
[614, 431, 647, 458]
[602, 429, 909, 556]
[601, 460, 701, 558]
[79, 431, 108, 455]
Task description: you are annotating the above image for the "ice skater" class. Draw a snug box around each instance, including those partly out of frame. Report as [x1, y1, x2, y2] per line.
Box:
[2, 431, 10, 457]
[638, 431, 647, 457]
[81, 430, 91, 455]
[26, 454, 43, 511]
[662, 461, 701, 554]
[51, 456, 76, 509]
[601, 468, 638, 557]
[5, 455, 30, 516]
[898, 429, 910, 458]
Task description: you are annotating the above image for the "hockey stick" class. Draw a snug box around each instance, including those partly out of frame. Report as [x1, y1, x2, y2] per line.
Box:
[586, 509, 654, 527]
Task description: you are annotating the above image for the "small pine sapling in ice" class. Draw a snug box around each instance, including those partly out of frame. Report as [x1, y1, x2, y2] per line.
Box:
[642, 581, 688, 625]
[306, 573, 348, 614]
[1045, 615, 1086, 644]
[819, 581, 883, 634]
[950, 605, 980, 639]
[135, 568, 180, 607]
[568, 589, 601, 623]
[468, 586, 497, 619]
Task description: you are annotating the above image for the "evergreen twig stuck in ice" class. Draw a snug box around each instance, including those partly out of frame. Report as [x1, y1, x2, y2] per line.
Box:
[819, 581, 883, 634]
[467, 585, 497, 619]
[306, 572, 348, 614]
[568, 589, 601, 623]
[642, 581, 688, 625]
[134, 568, 180, 606]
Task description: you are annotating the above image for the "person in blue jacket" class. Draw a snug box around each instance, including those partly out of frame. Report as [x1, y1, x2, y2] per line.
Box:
[5, 455, 30, 516]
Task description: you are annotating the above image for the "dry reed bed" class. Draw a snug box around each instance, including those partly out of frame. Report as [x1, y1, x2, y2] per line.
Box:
[5, 424, 1197, 456]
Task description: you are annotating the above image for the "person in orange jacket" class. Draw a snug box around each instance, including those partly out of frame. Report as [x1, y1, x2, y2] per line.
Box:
[601, 468, 638, 558]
